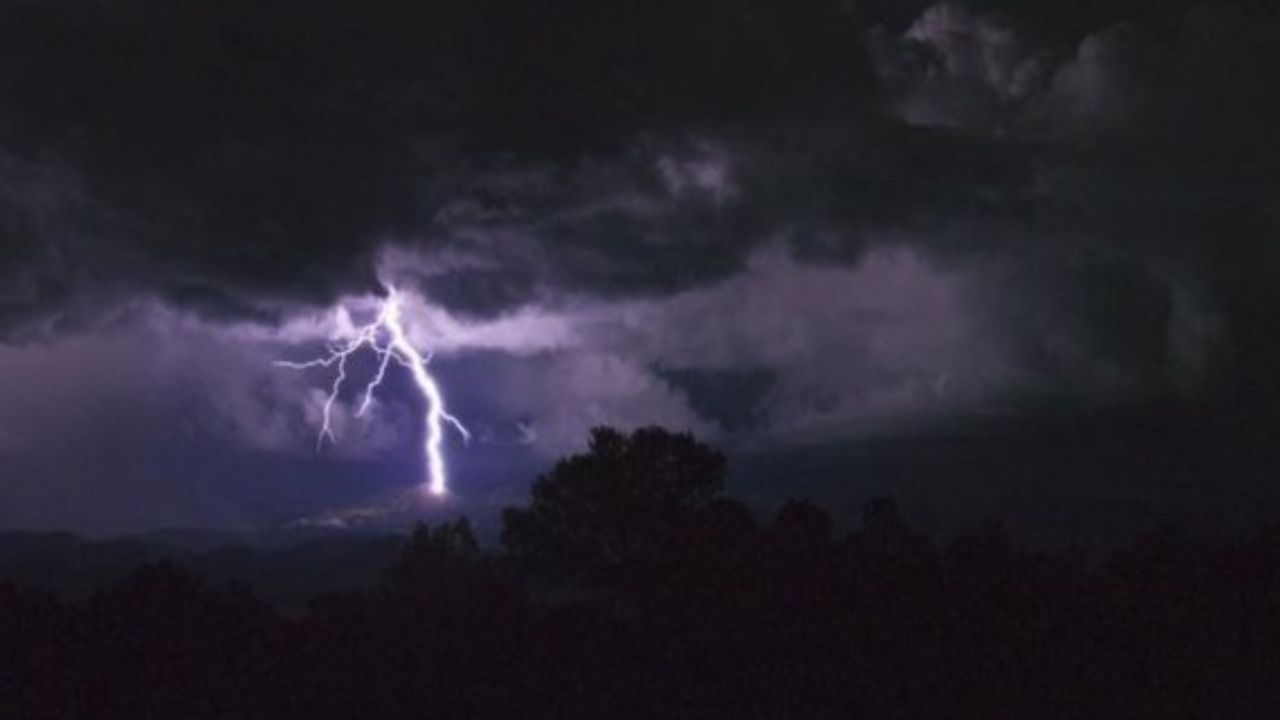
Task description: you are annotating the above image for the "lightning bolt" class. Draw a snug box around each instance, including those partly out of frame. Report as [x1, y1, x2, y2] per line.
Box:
[275, 286, 469, 496]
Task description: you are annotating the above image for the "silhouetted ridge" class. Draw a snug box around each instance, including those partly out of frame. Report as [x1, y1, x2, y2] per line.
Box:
[2, 426, 1278, 718]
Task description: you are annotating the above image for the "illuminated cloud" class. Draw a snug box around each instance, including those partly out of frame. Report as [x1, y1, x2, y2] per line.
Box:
[0, 1, 1275, 535]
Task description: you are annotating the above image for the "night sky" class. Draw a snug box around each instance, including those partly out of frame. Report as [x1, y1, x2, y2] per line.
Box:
[1, 0, 1277, 542]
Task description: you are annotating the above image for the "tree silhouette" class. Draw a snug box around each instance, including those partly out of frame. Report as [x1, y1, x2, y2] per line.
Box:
[502, 425, 726, 576]
[7, 427, 1280, 719]
[382, 518, 480, 596]
[76, 562, 281, 719]
[772, 497, 836, 554]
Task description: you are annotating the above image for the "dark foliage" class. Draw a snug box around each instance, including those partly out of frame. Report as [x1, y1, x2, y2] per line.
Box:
[502, 426, 727, 578]
[3, 426, 1280, 718]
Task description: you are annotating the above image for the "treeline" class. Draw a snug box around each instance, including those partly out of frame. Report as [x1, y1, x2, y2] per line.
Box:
[3, 426, 1280, 719]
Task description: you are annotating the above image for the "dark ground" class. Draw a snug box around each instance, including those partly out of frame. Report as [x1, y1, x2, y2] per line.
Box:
[2, 426, 1279, 719]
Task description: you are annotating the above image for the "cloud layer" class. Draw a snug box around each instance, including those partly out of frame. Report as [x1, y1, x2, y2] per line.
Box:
[0, 1, 1277, 532]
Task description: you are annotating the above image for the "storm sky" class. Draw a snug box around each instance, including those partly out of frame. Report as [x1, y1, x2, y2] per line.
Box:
[1, 0, 1278, 540]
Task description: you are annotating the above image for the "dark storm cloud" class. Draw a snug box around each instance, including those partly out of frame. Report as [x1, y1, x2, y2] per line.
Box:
[0, 1, 1274, 436]
[398, 1, 1280, 421]
[386, 121, 1036, 322]
[0, 0, 1278, 537]
[869, 1, 1280, 149]
[0, 0, 874, 329]
[862, 2, 1280, 401]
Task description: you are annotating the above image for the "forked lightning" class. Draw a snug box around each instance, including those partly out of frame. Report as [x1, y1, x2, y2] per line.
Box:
[276, 286, 468, 496]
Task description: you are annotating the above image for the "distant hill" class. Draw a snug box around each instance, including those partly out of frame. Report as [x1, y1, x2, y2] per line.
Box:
[0, 528, 407, 613]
